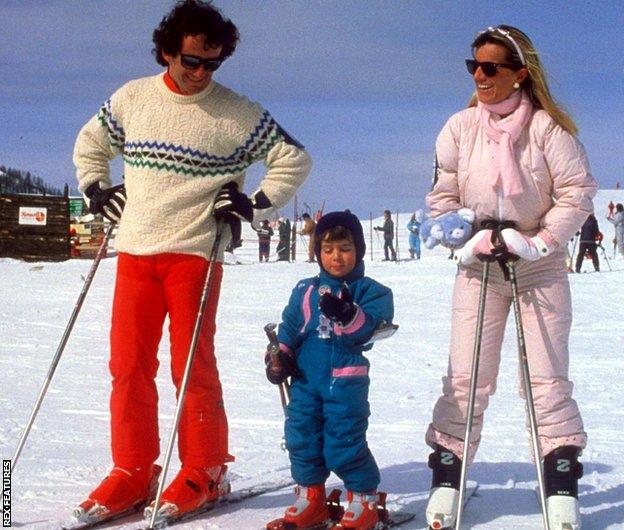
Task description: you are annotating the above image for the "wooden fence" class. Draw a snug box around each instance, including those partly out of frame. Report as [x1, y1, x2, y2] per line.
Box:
[0, 193, 70, 261]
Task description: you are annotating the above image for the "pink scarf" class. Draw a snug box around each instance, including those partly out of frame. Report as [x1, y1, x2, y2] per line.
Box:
[479, 90, 533, 197]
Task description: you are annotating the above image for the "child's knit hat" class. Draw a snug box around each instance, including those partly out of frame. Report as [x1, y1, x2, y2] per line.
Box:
[314, 210, 366, 264]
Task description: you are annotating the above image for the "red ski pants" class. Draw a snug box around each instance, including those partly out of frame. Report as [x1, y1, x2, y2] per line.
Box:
[109, 252, 232, 468]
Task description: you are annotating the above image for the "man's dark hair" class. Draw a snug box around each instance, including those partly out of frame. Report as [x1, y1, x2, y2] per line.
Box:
[152, 0, 239, 66]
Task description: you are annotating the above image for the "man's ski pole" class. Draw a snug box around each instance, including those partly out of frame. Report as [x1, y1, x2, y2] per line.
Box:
[507, 260, 551, 530]
[147, 221, 224, 529]
[11, 222, 116, 472]
[264, 323, 290, 414]
[454, 260, 490, 530]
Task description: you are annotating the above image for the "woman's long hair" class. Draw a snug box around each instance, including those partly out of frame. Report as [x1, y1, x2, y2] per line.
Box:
[467, 25, 578, 135]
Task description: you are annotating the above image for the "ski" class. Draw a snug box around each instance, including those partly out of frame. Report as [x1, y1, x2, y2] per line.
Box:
[59, 476, 295, 530]
[144, 476, 297, 529]
[266, 490, 416, 530]
[266, 511, 415, 530]
[333, 510, 416, 529]
[60, 506, 145, 530]
[427, 481, 479, 530]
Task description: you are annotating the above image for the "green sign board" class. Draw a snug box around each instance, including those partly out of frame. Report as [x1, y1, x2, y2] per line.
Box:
[69, 198, 85, 217]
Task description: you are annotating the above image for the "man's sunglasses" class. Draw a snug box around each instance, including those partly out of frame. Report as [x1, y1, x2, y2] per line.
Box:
[465, 59, 521, 77]
[180, 54, 223, 72]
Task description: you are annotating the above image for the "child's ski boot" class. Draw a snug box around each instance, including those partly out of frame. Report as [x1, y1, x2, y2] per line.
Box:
[336, 491, 380, 529]
[266, 486, 344, 529]
[544, 446, 583, 530]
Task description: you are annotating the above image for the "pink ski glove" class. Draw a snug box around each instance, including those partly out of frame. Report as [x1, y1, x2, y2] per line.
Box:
[456, 229, 494, 265]
[500, 228, 551, 261]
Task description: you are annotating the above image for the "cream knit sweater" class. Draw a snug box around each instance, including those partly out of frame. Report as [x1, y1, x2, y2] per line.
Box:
[74, 73, 311, 260]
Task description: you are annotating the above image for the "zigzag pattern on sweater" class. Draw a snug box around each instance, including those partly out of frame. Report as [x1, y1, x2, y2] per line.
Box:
[100, 105, 282, 176]
[96, 100, 125, 150]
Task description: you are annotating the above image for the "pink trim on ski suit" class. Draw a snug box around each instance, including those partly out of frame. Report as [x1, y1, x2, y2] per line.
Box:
[426, 105, 596, 463]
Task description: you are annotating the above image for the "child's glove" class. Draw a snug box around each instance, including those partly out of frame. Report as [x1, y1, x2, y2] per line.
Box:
[319, 285, 357, 326]
[265, 344, 300, 385]
[500, 228, 551, 261]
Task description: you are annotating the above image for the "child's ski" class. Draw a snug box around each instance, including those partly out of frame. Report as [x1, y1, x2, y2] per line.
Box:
[266, 490, 416, 530]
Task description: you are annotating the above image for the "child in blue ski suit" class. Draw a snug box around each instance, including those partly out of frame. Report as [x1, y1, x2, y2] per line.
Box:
[406, 211, 423, 259]
[265, 210, 394, 530]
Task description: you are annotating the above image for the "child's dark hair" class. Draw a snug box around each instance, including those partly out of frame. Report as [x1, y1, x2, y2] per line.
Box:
[319, 226, 355, 245]
[152, 0, 239, 66]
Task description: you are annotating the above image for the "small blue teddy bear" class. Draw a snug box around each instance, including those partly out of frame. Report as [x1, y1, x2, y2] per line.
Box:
[420, 208, 475, 250]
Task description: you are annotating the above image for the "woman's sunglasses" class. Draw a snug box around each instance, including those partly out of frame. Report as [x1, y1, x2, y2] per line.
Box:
[465, 59, 520, 77]
[180, 54, 223, 72]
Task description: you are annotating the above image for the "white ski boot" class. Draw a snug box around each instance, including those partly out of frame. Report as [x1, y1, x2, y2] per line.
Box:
[544, 446, 583, 530]
[425, 445, 462, 529]
[546, 495, 581, 530]
[426, 486, 459, 529]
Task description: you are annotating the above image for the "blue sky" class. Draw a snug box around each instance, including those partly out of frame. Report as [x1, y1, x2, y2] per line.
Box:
[2, 1, 623, 218]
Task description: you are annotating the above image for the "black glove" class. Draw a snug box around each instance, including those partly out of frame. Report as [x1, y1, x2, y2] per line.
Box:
[85, 182, 126, 223]
[264, 348, 300, 385]
[319, 285, 357, 326]
[213, 182, 272, 223]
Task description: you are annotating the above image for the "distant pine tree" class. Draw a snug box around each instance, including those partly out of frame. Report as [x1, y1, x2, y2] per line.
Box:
[0, 165, 64, 195]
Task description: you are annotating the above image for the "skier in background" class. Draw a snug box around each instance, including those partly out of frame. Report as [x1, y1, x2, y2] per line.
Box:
[299, 212, 317, 262]
[424, 25, 596, 529]
[607, 200, 614, 219]
[374, 209, 396, 261]
[254, 219, 274, 262]
[72, 0, 311, 524]
[607, 203, 624, 258]
[265, 211, 394, 530]
[575, 214, 600, 273]
[276, 217, 291, 261]
[406, 210, 423, 259]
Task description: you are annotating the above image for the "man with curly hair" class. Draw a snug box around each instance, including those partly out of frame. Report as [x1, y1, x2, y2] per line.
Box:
[72, 0, 311, 524]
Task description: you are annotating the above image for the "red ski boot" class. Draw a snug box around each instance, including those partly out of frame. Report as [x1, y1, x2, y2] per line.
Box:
[73, 464, 162, 524]
[266, 484, 343, 529]
[144, 464, 229, 524]
[338, 491, 380, 530]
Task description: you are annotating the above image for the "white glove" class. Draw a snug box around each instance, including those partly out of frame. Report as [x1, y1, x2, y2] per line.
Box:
[455, 229, 494, 265]
[500, 228, 551, 261]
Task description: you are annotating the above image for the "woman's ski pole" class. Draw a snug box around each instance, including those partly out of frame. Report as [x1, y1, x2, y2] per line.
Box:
[147, 221, 224, 529]
[454, 260, 490, 530]
[11, 222, 116, 472]
[507, 260, 551, 530]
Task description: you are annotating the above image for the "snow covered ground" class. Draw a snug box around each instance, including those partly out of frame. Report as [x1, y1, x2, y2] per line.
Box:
[1, 190, 623, 529]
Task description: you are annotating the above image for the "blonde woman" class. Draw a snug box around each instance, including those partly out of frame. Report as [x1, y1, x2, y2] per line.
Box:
[424, 26, 596, 529]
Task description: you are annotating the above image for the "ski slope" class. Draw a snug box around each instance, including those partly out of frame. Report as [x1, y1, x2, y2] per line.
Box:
[1, 190, 623, 529]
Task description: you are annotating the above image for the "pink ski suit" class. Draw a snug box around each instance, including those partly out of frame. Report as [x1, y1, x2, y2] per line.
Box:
[425, 106, 597, 463]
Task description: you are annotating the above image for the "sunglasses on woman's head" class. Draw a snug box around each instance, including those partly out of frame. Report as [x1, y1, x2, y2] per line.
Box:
[476, 26, 527, 66]
[465, 59, 520, 77]
[180, 53, 223, 71]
